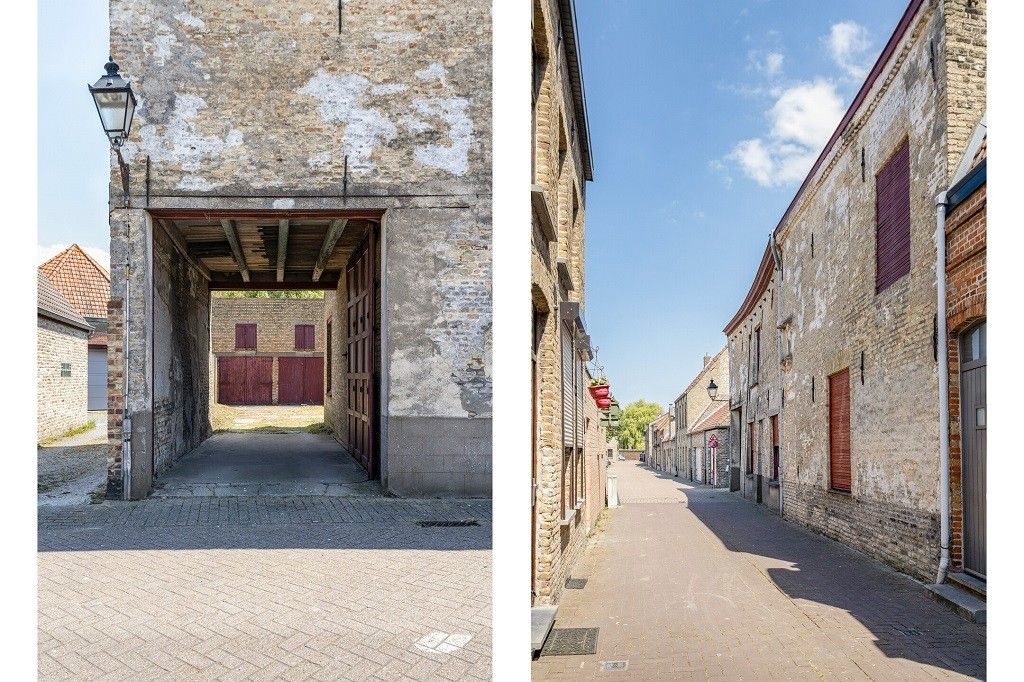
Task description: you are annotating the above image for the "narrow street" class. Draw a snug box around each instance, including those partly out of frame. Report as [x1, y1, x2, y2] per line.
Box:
[533, 461, 985, 681]
[38, 497, 491, 680]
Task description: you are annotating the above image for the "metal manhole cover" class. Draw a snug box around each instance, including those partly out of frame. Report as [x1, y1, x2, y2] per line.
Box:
[565, 578, 588, 589]
[415, 519, 479, 527]
[601, 661, 628, 671]
[540, 628, 599, 656]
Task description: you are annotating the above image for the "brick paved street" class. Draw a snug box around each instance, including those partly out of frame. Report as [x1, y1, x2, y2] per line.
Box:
[39, 497, 491, 680]
[533, 461, 985, 681]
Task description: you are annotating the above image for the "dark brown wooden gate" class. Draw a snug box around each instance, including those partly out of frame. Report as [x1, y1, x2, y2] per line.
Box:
[217, 356, 273, 405]
[346, 229, 377, 477]
[828, 369, 852, 492]
[278, 356, 325, 405]
[960, 322, 986, 577]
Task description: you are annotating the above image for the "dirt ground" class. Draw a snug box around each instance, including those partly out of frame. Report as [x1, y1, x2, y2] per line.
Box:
[210, 404, 325, 432]
[37, 411, 108, 504]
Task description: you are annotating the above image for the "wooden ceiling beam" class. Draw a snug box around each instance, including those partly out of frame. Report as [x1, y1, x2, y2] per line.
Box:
[276, 219, 289, 282]
[312, 218, 348, 282]
[220, 219, 250, 283]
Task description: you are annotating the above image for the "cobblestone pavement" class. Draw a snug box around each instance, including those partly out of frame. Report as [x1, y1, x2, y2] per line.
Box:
[533, 461, 985, 681]
[39, 497, 491, 680]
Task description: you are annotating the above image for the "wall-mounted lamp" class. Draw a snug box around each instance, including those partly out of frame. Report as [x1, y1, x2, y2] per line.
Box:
[707, 379, 727, 402]
[89, 57, 136, 207]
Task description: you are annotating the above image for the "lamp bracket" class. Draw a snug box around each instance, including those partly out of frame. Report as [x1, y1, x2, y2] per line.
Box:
[112, 144, 130, 208]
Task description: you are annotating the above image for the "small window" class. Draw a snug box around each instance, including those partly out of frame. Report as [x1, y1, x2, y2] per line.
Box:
[326, 319, 332, 394]
[235, 323, 256, 350]
[875, 139, 911, 293]
[60, 363, 71, 378]
[295, 324, 315, 350]
[751, 326, 761, 385]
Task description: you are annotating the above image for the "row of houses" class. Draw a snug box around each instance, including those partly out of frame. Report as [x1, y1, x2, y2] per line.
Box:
[649, 0, 986, 618]
[529, 0, 619, 650]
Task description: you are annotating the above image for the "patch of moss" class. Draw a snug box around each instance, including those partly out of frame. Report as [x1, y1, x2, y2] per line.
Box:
[38, 420, 96, 446]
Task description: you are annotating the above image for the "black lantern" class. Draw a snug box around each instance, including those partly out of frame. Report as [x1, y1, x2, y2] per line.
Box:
[88, 57, 136, 206]
[89, 57, 136, 145]
[707, 378, 719, 401]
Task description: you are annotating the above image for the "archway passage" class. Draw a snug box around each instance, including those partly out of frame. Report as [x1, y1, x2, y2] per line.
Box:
[145, 210, 382, 498]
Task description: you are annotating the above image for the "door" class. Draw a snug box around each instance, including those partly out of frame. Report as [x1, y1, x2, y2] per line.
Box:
[87, 347, 107, 410]
[278, 356, 325, 405]
[346, 229, 377, 478]
[960, 321, 986, 577]
[828, 369, 852, 492]
[217, 356, 272, 405]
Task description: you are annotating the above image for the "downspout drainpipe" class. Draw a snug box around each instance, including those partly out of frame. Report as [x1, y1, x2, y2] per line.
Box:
[769, 234, 784, 517]
[935, 191, 950, 585]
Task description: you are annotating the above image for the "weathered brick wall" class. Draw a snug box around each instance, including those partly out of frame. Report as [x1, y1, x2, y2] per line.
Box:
[942, 0, 987, 181]
[531, 0, 596, 606]
[37, 317, 90, 441]
[944, 179, 985, 571]
[107, 0, 492, 498]
[670, 349, 729, 480]
[771, 1, 985, 581]
[211, 298, 325, 354]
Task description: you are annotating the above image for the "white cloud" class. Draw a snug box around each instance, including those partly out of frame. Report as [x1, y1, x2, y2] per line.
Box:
[725, 79, 845, 187]
[38, 243, 111, 273]
[825, 21, 871, 79]
[749, 50, 784, 77]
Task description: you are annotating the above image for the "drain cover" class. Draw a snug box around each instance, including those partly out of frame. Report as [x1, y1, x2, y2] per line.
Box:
[601, 661, 628, 671]
[565, 578, 588, 590]
[540, 628, 599, 656]
[415, 519, 479, 527]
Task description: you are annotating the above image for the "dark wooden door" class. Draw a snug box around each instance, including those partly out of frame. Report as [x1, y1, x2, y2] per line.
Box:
[217, 356, 272, 405]
[829, 369, 852, 492]
[960, 322, 986, 577]
[346, 229, 377, 478]
[278, 356, 325, 405]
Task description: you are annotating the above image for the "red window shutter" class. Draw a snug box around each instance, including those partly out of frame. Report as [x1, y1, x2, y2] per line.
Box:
[295, 324, 315, 350]
[828, 369, 852, 492]
[875, 140, 911, 293]
[235, 323, 256, 350]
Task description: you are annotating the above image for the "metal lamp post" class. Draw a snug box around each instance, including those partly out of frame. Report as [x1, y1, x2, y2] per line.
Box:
[88, 57, 137, 206]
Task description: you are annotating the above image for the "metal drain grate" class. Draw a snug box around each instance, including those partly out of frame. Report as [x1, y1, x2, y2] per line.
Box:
[540, 628, 599, 656]
[601, 661, 628, 671]
[565, 578, 588, 590]
[415, 519, 479, 527]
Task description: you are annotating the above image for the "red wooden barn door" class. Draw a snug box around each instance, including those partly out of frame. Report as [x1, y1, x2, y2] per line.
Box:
[346, 229, 377, 478]
[217, 356, 272, 405]
[278, 357, 325, 405]
[828, 369, 852, 492]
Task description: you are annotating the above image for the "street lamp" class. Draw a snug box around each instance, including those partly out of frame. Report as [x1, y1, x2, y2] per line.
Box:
[707, 378, 726, 402]
[89, 57, 137, 206]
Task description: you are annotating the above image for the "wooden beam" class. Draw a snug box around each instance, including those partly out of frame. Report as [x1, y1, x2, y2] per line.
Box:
[220, 219, 249, 283]
[276, 219, 289, 282]
[155, 218, 211, 281]
[312, 218, 348, 282]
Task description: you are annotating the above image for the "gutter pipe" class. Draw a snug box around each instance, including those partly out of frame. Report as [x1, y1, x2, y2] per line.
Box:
[935, 191, 950, 585]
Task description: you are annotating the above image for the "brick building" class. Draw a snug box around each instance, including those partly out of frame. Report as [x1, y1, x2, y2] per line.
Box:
[941, 115, 986, 581]
[37, 272, 92, 441]
[210, 296, 325, 406]
[687, 403, 731, 488]
[40, 244, 110, 411]
[663, 348, 730, 483]
[103, 1, 492, 499]
[531, 0, 610, 619]
[724, 0, 986, 581]
[725, 246, 784, 513]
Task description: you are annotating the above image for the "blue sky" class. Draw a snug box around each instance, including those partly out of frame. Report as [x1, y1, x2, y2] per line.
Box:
[38, 0, 110, 269]
[575, 0, 907, 409]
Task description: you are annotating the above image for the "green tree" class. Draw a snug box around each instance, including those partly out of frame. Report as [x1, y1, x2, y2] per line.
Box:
[617, 399, 663, 450]
[212, 290, 324, 300]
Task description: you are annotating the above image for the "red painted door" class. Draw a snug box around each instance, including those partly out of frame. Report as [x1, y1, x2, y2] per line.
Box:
[346, 229, 377, 477]
[278, 356, 325, 405]
[217, 356, 272, 405]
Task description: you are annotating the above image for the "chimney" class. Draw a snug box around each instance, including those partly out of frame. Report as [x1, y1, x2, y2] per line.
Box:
[704, 353, 712, 367]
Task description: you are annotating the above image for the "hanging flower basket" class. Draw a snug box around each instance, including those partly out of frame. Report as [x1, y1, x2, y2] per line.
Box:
[588, 384, 610, 400]
[596, 396, 612, 410]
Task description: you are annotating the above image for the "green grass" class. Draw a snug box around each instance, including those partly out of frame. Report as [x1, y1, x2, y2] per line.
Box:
[38, 420, 96, 446]
[212, 422, 333, 436]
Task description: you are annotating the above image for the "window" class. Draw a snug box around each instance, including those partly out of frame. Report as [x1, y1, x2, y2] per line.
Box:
[60, 363, 71, 378]
[771, 415, 780, 481]
[747, 421, 755, 475]
[828, 369, 852, 492]
[325, 319, 332, 394]
[235, 323, 256, 350]
[295, 324, 315, 350]
[875, 139, 911, 293]
[751, 326, 761, 385]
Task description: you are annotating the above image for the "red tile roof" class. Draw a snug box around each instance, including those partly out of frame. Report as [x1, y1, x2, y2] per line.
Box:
[38, 271, 91, 331]
[39, 245, 110, 319]
[689, 402, 730, 434]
